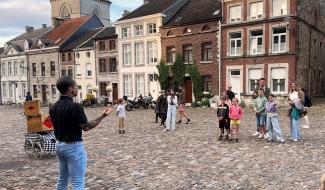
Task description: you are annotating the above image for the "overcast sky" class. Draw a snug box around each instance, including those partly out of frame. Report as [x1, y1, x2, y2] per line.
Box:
[0, 0, 142, 47]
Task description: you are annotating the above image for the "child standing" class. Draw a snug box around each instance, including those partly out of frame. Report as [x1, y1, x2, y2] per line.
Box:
[266, 94, 285, 143]
[253, 90, 268, 139]
[117, 98, 126, 134]
[229, 98, 243, 142]
[217, 96, 230, 141]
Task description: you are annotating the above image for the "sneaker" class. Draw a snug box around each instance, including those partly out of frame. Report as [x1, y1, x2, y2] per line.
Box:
[186, 119, 191, 124]
[293, 139, 298, 142]
[122, 130, 125, 134]
[264, 133, 270, 139]
[218, 135, 223, 141]
[257, 134, 264, 139]
[263, 135, 269, 140]
[252, 132, 260, 137]
[160, 125, 164, 128]
[267, 138, 273, 142]
[301, 124, 310, 129]
[280, 139, 285, 144]
[228, 138, 234, 142]
[119, 130, 122, 134]
[225, 135, 229, 141]
[163, 129, 169, 132]
[235, 139, 239, 143]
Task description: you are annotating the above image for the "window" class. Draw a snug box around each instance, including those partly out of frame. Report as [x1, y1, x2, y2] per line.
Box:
[99, 59, 107, 73]
[147, 23, 157, 34]
[20, 61, 26, 75]
[14, 61, 18, 75]
[272, 27, 287, 53]
[202, 25, 211, 31]
[86, 52, 90, 58]
[183, 28, 192, 34]
[202, 75, 212, 93]
[51, 85, 56, 98]
[122, 27, 131, 38]
[87, 86, 93, 94]
[230, 33, 242, 56]
[167, 46, 176, 63]
[8, 62, 12, 75]
[135, 25, 143, 36]
[230, 5, 242, 23]
[273, 0, 287, 17]
[33, 85, 38, 98]
[50, 61, 55, 76]
[99, 41, 105, 51]
[9, 83, 13, 98]
[68, 53, 72, 61]
[250, 2, 263, 20]
[123, 75, 132, 96]
[109, 58, 117, 73]
[76, 53, 80, 59]
[76, 65, 81, 77]
[135, 42, 144, 65]
[202, 42, 212, 61]
[68, 69, 73, 77]
[86, 64, 92, 77]
[2, 62, 6, 76]
[183, 44, 193, 63]
[136, 74, 145, 96]
[167, 31, 175, 36]
[109, 40, 115, 50]
[32, 63, 36, 76]
[22, 83, 27, 99]
[123, 44, 131, 65]
[41, 62, 45, 76]
[250, 30, 263, 55]
[148, 41, 158, 64]
[271, 67, 286, 92]
[61, 54, 66, 62]
[2, 83, 7, 98]
[61, 70, 66, 76]
[248, 69, 262, 92]
[100, 82, 107, 96]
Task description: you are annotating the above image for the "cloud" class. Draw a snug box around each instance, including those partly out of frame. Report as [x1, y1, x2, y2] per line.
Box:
[0, 0, 143, 47]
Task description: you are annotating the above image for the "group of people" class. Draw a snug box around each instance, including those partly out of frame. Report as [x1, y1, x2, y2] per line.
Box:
[217, 78, 311, 143]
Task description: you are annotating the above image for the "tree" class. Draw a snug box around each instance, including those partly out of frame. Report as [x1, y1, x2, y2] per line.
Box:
[155, 60, 169, 91]
[187, 63, 203, 101]
[172, 54, 186, 92]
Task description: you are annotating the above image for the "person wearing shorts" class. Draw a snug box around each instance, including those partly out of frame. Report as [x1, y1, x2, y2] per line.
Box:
[253, 90, 268, 139]
[217, 96, 230, 141]
[229, 98, 243, 142]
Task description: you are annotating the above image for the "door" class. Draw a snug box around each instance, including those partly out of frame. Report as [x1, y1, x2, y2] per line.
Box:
[42, 85, 47, 103]
[148, 74, 159, 99]
[228, 70, 241, 98]
[15, 83, 19, 103]
[184, 78, 193, 103]
[112, 83, 118, 104]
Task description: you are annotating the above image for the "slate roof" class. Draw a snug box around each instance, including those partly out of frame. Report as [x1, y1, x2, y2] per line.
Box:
[0, 47, 4, 55]
[164, 0, 222, 27]
[8, 27, 51, 43]
[63, 27, 103, 50]
[117, 0, 180, 21]
[94, 27, 116, 39]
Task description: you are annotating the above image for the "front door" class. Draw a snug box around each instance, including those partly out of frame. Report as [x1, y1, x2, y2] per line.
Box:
[184, 78, 193, 103]
[228, 70, 241, 98]
[148, 74, 159, 99]
[42, 85, 47, 103]
[112, 83, 118, 104]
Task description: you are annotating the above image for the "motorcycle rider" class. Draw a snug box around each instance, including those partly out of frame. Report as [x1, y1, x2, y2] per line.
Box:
[157, 90, 168, 128]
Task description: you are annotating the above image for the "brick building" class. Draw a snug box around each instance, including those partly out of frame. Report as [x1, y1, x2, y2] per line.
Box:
[161, 0, 222, 103]
[93, 27, 119, 104]
[221, 0, 325, 101]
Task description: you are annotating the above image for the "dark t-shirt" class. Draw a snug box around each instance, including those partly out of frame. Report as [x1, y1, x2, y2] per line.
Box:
[49, 96, 88, 142]
[217, 104, 229, 124]
[25, 95, 32, 101]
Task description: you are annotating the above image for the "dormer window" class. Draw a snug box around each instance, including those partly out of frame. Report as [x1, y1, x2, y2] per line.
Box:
[202, 25, 212, 31]
[24, 40, 32, 50]
[183, 28, 192, 34]
[167, 31, 175, 37]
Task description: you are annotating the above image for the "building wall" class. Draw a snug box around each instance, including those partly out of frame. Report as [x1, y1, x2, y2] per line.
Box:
[28, 50, 60, 104]
[161, 21, 220, 96]
[60, 51, 75, 78]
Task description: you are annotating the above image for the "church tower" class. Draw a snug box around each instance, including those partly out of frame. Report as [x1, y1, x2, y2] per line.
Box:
[50, 0, 111, 26]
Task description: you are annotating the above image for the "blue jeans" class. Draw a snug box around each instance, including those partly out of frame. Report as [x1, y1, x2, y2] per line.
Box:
[256, 115, 266, 126]
[166, 105, 177, 130]
[55, 141, 87, 190]
[266, 116, 284, 141]
[290, 118, 301, 140]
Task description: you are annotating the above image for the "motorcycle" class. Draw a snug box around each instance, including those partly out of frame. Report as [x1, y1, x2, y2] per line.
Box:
[146, 94, 156, 109]
[125, 95, 149, 111]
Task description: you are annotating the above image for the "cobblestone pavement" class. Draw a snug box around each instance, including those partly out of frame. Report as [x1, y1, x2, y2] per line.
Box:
[0, 104, 325, 190]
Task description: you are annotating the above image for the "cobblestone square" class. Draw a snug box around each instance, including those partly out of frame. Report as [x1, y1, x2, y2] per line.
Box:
[0, 105, 325, 190]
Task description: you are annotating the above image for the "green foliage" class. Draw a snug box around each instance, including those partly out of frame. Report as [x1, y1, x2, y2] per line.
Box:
[201, 98, 210, 107]
[86, 93, 95, 100]
[172, 54, 186, 91]
[155, 60, 169, 91]
[187, 63, 203, 101]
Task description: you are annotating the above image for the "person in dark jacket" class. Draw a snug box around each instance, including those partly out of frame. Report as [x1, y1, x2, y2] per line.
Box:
[157, 90, 168, 128]
[225, 84, 235, 101]
[25, 92, 32, 101]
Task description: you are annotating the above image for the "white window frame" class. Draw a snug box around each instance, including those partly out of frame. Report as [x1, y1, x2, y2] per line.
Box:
[122, 27, 131, 38]
[272, 0, 287, 17]
[20, 61, 26, 75]
[271, 67, 286, 93]
[230, 33, 242, 56]
[9, 83, 13, 98]
[250, 30, 263, 55]
[51, 85, 56, 98]
[8, 62, 12, 76]
[248, 68, 262, 93]
[272, 27, 287, 53]
[147, 41, 158, 64]
[250, 2, 263, 20]
[136, 74, 145, 96]
[14, 61, 18, 76]
[135, 42, 144, 65]
[86, 63, 92, 77]
[22, 83, 27, 99]
[76, 64, 81, 77]
[122, 44, 132, 66]
[229, 5, 242, 23]
[147, 23, 157, 34]
[2, 83, 7, 98]
[2, 62, 6, 76]
[134, 25, 143, 36]
[123, 75, 133, 97]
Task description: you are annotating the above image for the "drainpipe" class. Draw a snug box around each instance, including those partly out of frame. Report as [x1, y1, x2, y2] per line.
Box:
[218, 20, 222, 99]
[0, 62, 2, 105]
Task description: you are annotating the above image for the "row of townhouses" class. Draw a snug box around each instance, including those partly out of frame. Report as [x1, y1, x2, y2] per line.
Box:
[1, 0, 325, 105]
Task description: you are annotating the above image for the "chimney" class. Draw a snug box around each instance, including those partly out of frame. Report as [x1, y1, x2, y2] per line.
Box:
[144, 0, 149, 4]
[122, 10, 130, 17]
[25, 26, 34, 33]
[42, 24, 47, 29]
[53, 18, 64, 28]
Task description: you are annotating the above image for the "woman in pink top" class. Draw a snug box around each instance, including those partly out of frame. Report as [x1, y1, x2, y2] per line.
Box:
[229, 98, 243, 142]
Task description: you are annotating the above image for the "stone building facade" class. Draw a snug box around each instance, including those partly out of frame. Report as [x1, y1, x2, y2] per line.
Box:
[221, 0, 325, 101]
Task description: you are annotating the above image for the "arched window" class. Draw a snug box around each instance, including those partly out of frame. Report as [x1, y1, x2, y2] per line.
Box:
[183, 28, 192, 34]
[61, 6, 71, 19]
[202, 25, 212, 31]
[167, 31, 175, 37]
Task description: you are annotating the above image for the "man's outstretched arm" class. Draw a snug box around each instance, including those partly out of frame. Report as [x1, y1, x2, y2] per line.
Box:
[79, 107, 113, 132]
